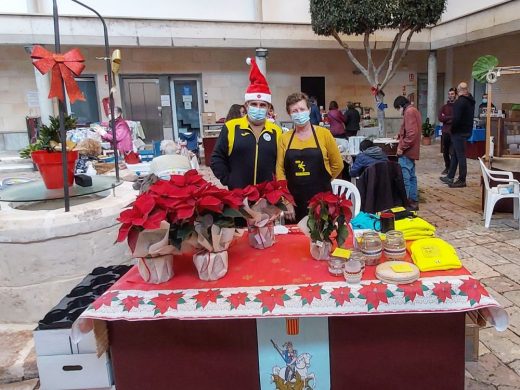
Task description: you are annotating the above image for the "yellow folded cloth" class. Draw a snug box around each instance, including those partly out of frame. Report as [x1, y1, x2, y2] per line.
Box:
[410, 238, 462, 272]
[395, 217, 436, 240]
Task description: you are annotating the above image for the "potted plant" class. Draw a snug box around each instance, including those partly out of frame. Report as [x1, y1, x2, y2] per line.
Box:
[116, 170, 245, 282]
[421, 118, 435, 146]
[20, 115, 79, 189]
[300, 191, 353, 260]
[238, 180, 295, 249]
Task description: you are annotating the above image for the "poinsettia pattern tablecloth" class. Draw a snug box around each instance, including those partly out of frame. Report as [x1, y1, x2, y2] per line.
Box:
[79, 233, 508, 331]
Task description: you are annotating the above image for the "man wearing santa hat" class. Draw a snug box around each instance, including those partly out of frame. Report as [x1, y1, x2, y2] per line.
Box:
[211, 58, 282, 190]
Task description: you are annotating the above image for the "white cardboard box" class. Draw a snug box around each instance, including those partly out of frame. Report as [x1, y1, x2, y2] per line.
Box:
[37, 353, 112, 389]
[34, 329, 97, 356]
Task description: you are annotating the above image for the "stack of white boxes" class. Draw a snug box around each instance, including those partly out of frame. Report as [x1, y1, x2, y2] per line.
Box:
[34, 327, 113, 389]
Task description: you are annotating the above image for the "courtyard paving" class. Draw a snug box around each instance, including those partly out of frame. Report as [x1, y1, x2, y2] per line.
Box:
[1, 142, 520, 389]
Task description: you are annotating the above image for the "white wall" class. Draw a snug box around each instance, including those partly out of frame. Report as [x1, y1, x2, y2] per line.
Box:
[19, 0, 258, 22]
[440, 0, 511, 22]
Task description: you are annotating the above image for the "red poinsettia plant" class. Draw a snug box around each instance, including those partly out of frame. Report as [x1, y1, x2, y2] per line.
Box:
[234, 179, 295, 211]
[307, 191, 353, 246]
[117, 170, 244, 252]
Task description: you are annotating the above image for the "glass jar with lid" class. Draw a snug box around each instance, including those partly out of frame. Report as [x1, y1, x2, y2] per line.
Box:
[360, 231, 382, 266]
[383, 230, 406, 261]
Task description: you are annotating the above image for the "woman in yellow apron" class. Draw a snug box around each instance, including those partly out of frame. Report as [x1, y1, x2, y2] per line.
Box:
[277, 93, 344, 221]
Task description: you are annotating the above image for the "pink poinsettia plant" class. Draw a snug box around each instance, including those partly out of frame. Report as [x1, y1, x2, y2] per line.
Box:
[307, 191, 353, 247]
[117, 170, 244, 252]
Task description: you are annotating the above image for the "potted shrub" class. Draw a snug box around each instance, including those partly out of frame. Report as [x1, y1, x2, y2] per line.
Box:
[421, 118, 434, 146]
[20, 115, 79, 189]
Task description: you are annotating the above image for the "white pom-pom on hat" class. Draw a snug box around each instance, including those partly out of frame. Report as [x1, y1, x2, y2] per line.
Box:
[246, 57, 252, 65]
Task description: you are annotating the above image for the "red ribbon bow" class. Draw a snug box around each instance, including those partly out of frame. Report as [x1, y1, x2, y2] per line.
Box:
[30, 45, 86, 103]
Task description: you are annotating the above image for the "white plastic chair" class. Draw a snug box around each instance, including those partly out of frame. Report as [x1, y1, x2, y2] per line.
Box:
[478, 157, 520, 228]
[331, 179, 361, 217]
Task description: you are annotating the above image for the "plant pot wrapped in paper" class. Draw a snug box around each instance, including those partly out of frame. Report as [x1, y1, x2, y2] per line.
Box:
[243, 198, 278, 249]
[132, 221, 176, 284]
[193, 217, 236, 281]
[116, 170, 245, 279]
[299, 192, 353, 261]
[236, 180, 295, 250]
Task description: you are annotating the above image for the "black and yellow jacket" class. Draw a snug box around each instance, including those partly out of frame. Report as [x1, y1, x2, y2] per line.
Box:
[210, 116, 282, 190]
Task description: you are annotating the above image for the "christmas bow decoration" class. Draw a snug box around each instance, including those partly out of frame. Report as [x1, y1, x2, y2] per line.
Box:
[30, 45, 86, 103]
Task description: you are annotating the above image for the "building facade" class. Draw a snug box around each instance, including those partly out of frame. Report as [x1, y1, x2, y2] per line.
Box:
[0, 0, 519, 149]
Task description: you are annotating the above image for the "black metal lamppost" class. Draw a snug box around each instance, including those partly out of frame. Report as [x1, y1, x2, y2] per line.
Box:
[52, 0, 120, 211]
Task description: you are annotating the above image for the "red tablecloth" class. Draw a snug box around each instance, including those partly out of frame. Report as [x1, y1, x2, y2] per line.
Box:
[79, 233, 508, 330]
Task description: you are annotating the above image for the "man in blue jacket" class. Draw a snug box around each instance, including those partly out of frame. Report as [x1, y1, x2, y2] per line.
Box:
[349, 139, 388, 178]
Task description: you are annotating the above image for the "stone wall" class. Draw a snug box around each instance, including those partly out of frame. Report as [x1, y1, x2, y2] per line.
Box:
[2, 33, 520, 140]
[0, 182, 137, 323]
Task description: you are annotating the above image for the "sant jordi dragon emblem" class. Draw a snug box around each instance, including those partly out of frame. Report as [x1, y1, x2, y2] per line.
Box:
[270, 339, 316, 390]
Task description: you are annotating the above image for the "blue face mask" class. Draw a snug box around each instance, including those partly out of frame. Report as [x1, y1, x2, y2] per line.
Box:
[291, 111, 310, 126]
[247, 106, 267, 122]
[482, 99, 488, 104]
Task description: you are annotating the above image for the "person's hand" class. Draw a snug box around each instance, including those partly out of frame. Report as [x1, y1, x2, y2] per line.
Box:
[94, 127, 107, 136]
[284, 203, 296, 222]
[397, 148, 403, 156]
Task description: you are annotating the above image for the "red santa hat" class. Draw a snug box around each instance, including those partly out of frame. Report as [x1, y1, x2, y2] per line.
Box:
[244, 57, 271, 103]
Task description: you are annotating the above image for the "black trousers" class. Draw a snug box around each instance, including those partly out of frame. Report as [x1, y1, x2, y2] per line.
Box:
[447, 134, 468, 181]
[441, 133, 452, 170]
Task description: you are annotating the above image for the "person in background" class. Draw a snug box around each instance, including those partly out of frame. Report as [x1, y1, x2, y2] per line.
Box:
[211, 58, 281, 190]
[277, 92, 344, 221]
[267, 104, 278, 123]
[394, 95, 421, 211]
[149, 140, 192, 178]
[440, 82, 476, 188]
[478, 93, 495, 115]
[438, 88, 457, 175]
[225, 104, 246, 122]
[344, 101, 361, 138]
[309, 96, 321, 126]
[327, 100, 346, 138]
[349, 139, 388, 178]
[95, 106, 133, 155]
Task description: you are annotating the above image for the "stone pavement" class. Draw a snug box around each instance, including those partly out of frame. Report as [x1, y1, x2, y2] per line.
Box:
[1, 142, 520, 389]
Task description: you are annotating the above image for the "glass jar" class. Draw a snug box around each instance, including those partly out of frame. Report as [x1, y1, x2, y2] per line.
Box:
[328, 257, 345, 276]
[344, 251, 364, 284]
[383, 230, 406, 261]
[360, 231, 382, 266]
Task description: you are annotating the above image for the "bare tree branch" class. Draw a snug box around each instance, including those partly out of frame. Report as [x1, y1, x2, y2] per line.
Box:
[375, 27, 404, 83]
[331, 29, 372, 83]
[364, 31, 377, 85]
[381, 28, 410, 89]
[381, 26, 418, 90]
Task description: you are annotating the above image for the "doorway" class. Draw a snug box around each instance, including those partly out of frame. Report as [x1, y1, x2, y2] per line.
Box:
[121, 77, 162, 142]
[301, 77, 325, 110]
[170, 77, 202, 141]
[417, 73, 445, 124]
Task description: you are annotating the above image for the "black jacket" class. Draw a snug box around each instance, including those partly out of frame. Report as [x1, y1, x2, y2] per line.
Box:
[344, 108, 361, 132]
[452, 94, 476, 137]
[357, 161, 408, 214]
[210, 116, 282, 190]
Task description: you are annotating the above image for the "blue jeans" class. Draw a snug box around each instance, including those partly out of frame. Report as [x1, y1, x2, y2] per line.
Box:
[399, 156, 418, 202]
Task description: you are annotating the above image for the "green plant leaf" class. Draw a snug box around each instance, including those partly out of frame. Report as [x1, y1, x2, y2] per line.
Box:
[472, 55, 499, 83]
[336, 224, 348, 247]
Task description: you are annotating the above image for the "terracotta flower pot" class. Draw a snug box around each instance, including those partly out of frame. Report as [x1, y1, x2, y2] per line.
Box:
[421, 136, 432, 146]
[31, 150, 79, 189]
